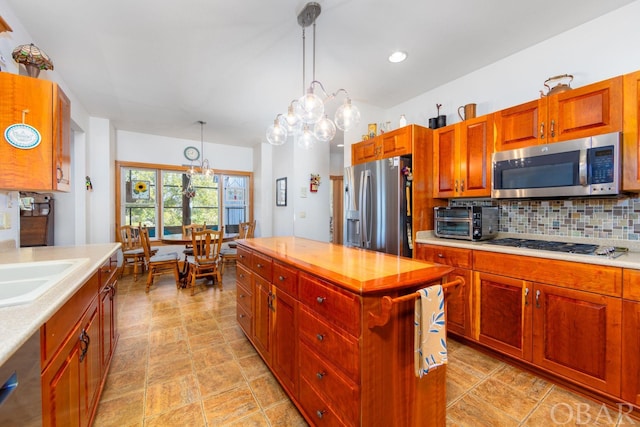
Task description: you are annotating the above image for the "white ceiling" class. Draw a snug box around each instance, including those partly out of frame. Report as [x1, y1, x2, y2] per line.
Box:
[4, 0, 636, 149]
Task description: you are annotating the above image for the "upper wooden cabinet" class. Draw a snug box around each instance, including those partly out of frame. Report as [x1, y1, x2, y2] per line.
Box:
[433, 114, 494, 198]
[351, 125, 412, 164]
[0, 73, 71, 192]
[623, 70, 640, 191]
[495, 76, 623, 151]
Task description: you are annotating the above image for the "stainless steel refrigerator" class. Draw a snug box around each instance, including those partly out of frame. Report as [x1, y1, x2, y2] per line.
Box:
[344, 156, 412, 257]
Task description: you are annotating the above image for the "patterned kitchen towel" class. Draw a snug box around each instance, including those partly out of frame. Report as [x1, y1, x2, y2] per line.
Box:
[414, 285, 447, 378]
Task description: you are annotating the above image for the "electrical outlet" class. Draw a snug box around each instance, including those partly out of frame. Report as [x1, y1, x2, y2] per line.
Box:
[299, 211, 306, 219]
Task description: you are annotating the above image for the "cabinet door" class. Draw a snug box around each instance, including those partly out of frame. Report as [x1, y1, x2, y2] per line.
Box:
[351, 138, 379, 165]
[459, 115, 493, 197]
[0, 73, 54, 190]
[271, 287, 298, 395]
[433, 125, 458, 197]
[79, 299, 101, 427]
[380, 126, 411, 158]
[252, 275, 271, 361]
[42, 329, 82, 427]
[444, 269, 471, 337]
[622, 300, 640, 405]
[532, 283, 621, 396]
[474, 272, 533, 360]
[495, 99, 541, 151]
[623, 70, 640, 191]
[547, 76, 623, 143]
[53, 85, 71, 192]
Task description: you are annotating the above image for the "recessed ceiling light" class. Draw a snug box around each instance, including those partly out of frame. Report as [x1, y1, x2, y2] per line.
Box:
[388, 51, 407, 63]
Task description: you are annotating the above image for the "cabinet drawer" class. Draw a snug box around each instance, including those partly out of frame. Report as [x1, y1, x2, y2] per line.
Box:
[252, 251, 273, 281]
[236, 280, 252, 313]
[299, 342, 359, 426]
[623, 269, 640, 302]
[299, 377, 349, 427]
[237, 245, 252, 267]
[418, 244, 472, 269]
[236, 304, 252, 337]
[299, 273, 361, 337]
[299, 306, 359, 382]
[273, 261, 298, 297]
[41, 271, 100, 366]
[236, 263, 252, 289]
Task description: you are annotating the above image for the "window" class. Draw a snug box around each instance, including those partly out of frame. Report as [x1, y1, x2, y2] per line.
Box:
[116, 162, 252, 240]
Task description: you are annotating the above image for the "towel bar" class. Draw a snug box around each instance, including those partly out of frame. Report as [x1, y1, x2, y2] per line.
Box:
[367, 277, 464, 329]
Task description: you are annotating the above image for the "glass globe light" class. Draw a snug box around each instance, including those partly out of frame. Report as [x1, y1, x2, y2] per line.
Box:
[297, 124, 316, 149]
[295, 88, 324, 124]
[314, 115, 337, 142]
[266, 118, 288, 146]
[334, 98, 361, 131]
[279, 110, 303, 136]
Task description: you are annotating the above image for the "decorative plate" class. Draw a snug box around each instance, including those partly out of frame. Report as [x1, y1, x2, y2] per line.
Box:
[4, 124, 42, 149]
[184, 146, 200, 161]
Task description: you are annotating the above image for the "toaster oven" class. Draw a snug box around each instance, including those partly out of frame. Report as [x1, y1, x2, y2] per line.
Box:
[434, 206, 498, 241]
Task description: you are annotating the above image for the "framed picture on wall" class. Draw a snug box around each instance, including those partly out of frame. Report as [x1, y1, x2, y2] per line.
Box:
[276, 177, 287, 206]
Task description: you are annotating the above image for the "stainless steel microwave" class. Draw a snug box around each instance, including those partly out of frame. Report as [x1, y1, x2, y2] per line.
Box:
[434, 206, 498, 241]
[492, 132, 621, 199]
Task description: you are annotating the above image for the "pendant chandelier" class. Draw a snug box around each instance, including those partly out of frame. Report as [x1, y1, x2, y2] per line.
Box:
[266, 2, 360, 147]
[187, 120, 212, 177]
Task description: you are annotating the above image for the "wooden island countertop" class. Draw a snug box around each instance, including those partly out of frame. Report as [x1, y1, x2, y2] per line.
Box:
[236, 236, 454, 295]
[235, 236, 455, 426]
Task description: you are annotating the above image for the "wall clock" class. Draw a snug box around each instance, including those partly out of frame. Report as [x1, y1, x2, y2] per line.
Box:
[184, 146, 200, 161]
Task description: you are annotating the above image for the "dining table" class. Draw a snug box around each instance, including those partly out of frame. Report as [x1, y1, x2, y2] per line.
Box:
[160, 232, 239, 245]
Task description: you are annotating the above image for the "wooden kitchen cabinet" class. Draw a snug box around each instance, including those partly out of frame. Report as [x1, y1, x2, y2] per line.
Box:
[532, 282, 621, 396]
[351, 125, 413, 165]
[622, 70, 640, 191]
[473, 250, 622, 396]
[622, 269, 640, 405]
[0, 73, 71, 192]
[433, 114, 493, 198]
[41, 254, 119, 427]
[415, 244, 472, 337]
[495, 76, 622, 151]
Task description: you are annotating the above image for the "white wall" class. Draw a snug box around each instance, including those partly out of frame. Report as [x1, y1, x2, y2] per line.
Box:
[0, 192, 19, 247]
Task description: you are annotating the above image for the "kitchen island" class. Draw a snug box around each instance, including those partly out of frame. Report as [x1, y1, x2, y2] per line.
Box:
[235, 237, 455, 427]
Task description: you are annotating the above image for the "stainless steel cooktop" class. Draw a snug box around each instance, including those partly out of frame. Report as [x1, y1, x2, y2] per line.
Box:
[483, 238, 628, 258]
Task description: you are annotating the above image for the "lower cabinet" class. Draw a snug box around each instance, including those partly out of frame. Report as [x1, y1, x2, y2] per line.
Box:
[41, 253, 118, 427]
[417, 242, 627, 404]
[415, 244, 472, 337]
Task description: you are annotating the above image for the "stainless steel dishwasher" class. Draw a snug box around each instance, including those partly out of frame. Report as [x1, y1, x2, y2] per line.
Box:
[0, 331, 42, 426]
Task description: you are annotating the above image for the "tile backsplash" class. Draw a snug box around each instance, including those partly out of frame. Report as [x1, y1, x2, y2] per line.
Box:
[497, 194, 640, 241]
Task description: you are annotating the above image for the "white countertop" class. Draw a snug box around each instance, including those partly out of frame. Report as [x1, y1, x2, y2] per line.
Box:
[0, 243, 120, 366]
[415, 231, 640, 269]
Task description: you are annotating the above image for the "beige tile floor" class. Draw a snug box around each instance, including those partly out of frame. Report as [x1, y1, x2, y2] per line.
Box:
[94, 267, 638, 427]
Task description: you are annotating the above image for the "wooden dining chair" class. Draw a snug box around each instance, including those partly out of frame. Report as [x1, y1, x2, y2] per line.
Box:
[220, 220, 255, 274]
[187, 229, 223, 295]
[139, 226, 181, 292]
[118, 225, 157, 281]
[180, 223, 206, 284]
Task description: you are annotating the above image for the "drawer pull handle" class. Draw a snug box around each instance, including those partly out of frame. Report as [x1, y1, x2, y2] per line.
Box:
[437, 253, 444, 258]
[278, 275, 285, 281]
[316, 410, 326, 419]
[239, 293, 245, 298]
[316, 334, 324, 342]
[79, 329, 90, 363]
[316, 371, 326, 379]
[316, 296, 326, 304]
[239, 314, 245, 318]
[257, 263, 263, 268]
[535, 289, 541, 308]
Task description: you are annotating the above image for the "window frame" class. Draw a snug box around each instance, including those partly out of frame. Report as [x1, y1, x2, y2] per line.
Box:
[115, 161, 253, 242]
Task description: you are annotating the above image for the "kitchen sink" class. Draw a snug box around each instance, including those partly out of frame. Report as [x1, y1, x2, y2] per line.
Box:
[0, 259, 89, 308]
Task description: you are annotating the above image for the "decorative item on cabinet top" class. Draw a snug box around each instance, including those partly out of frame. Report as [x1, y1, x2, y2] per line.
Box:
[540, 74, 573, 97]
[12, 43, 54, 78]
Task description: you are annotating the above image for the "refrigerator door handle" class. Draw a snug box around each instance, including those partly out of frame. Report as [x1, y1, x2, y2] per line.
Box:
[358, 170, 366, 247]
[362, 169, 372, 248]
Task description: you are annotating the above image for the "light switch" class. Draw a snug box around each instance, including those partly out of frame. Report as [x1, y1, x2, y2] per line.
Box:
[299, 211, 306, 219]
[300, 187, 307, 198]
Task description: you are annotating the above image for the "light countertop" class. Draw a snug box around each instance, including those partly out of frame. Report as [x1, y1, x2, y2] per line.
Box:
[415, 231, 640, 269]
[0, 243, 120, 366]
